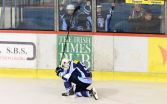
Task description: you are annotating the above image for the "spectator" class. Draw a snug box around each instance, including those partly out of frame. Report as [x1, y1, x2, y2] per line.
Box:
[129, 4, 145, 20]
[76, 0, 84, 5]
[75, 0, 91, 17]
[59, 4, 66, 17]
[105, 3, 115, 31]
[76, 1, 92, 31]
[73, 0, 86, 12]
[96, 4, 114, 32]
[60, 0, 68, 6]
[59, 4, 77, 31]
[134, 10, 161, 33]
[59, 0, 68, 18]
[96, 5, 106, 31]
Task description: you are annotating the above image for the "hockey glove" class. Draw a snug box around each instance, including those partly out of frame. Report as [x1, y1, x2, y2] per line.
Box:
[55, 67, 64, 76]
[87, 71, 92, 78]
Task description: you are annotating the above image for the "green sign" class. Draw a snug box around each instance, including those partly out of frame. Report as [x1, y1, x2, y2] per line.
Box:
[57, 35, 92, 69]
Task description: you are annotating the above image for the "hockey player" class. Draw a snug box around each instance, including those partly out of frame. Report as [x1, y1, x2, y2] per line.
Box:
[55, 58, 98, 100]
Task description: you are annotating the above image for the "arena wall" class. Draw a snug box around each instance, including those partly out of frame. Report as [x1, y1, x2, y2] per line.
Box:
[0, 31, 167, 82]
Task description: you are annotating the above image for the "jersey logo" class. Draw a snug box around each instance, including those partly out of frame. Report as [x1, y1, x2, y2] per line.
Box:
[73, 60, 79, 64]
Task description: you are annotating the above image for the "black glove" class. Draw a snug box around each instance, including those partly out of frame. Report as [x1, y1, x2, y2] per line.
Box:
[55, 67, 64, 76]
[87, 71, 92, 78]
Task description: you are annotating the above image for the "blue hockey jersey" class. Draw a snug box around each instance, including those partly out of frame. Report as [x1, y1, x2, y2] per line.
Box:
[58, 60, 92, 84]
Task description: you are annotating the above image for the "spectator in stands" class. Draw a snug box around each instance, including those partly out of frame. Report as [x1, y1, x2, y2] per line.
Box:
[59, 4, 77, 31]
[85, 0, 91, 9]
[76, 0, 84, 5]
[74, 0, 86, 12]
[60, 0, 68, 6]
[96, 5, 106, 31]
[59, 0, 68, 22]
[96, 4, 114, 32]
[105, 2, 115, 32]
[128, 4, 145, 20]
[75, 0, 92, 31]
[59, 4, 66, 17]
[134, 10, 161, 33]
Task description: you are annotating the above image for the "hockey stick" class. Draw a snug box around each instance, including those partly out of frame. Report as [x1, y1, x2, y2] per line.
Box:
[59, 6, 81, 66]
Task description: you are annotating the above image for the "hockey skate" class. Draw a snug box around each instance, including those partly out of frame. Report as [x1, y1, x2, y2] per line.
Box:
[62, 86, 74, 96]
[90, 88, 98, 100]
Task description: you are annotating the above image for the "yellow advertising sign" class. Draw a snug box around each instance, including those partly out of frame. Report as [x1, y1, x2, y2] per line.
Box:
[126, 0, 142, 4]
[148, 37, 167, 73]
[126, 0, 164, 5]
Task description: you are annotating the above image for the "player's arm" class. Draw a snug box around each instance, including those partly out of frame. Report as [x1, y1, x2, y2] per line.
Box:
[55, 62, 74, 81]
[75, 60, 92, 78]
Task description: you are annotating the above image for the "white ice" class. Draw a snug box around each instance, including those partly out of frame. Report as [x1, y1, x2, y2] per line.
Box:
[0, 78, 167, 104]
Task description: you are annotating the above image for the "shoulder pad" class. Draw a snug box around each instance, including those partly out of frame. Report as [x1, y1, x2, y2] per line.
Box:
[73, 60, 79, 64]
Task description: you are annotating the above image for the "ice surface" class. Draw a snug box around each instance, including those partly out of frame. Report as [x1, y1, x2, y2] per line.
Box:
[0, 78, 167, 104]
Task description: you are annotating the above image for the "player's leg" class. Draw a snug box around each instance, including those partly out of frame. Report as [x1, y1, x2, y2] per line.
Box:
[75, 82, 99, 100]
[75, 83, 91, 97]
[89, 87, 99, 100]
[62, 80, 74, 96]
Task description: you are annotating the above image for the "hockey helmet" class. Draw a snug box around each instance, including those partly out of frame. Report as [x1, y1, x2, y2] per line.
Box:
[61, 58, 70, 70]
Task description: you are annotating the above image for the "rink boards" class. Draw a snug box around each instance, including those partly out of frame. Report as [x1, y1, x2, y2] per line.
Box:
[0, 31, 167, 82]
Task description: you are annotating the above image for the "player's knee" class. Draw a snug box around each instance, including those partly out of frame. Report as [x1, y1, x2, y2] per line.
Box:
[75, 92, 82, 97]
[75, 91, 90, 97]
